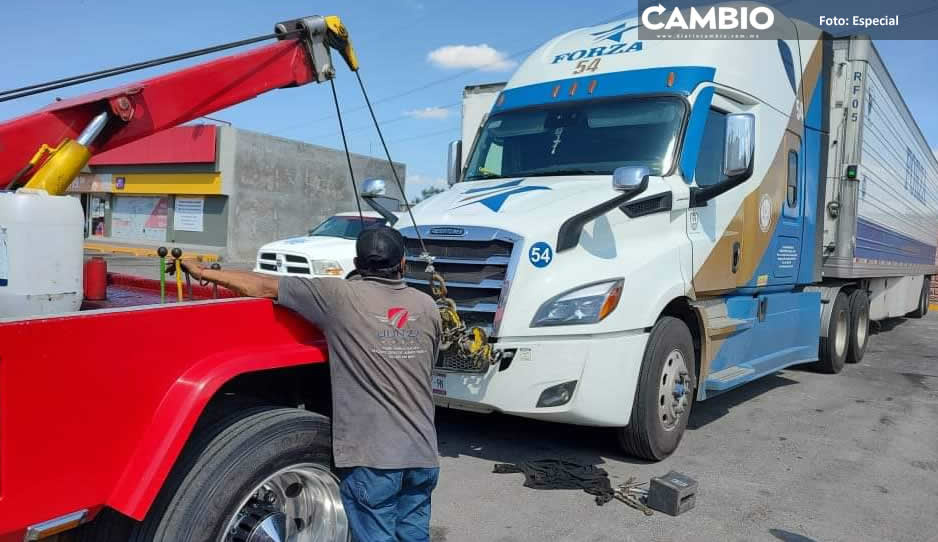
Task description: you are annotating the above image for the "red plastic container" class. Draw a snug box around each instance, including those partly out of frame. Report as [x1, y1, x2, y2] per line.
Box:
[83, 257, 107, 301]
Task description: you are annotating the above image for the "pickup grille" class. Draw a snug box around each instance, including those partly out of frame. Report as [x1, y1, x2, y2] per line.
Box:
[257, 251, 312, 275]
[401, 227, 518, 372]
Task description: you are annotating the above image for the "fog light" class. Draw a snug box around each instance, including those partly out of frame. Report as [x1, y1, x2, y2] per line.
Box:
[536, 380, 577, 408]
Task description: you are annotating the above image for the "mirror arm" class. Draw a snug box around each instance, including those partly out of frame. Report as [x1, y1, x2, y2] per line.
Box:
[556, 176, 648, 252]
[361, 195, 399, 226]
[689, 161, 754, 207]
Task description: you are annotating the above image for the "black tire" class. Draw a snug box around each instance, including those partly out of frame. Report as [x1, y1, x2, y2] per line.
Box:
[846, 289, 870, 364]
[618, 316, 696, 461]
[908, 277, 930, 318]
[77, 405, 340, 541]
[817, 291, 849, 374]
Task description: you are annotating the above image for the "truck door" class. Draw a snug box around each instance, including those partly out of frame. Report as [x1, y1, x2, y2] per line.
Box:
[771, 130, 804, 284]
[689, 116, 804, 293]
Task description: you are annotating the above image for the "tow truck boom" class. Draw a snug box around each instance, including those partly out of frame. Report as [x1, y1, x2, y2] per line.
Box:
[0, 15, 358, 195]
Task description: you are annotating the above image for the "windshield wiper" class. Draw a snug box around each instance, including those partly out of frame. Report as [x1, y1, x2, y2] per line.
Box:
[523, 168, 606, 177]
[465, 172, 502, 181]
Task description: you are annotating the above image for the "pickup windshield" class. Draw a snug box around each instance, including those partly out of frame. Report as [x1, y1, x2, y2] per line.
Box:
[310, 215, 385, 239]
[464, 97, 686, 181]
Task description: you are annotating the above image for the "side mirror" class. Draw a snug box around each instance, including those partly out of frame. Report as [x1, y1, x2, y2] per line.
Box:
[612, 166, 651, 192]
[723, 113, 755, 177]
[689, 113, 756, 207]
[359, 178, 399, 226]
[360, 178, 387, 198]
[447, 140, 462, 186]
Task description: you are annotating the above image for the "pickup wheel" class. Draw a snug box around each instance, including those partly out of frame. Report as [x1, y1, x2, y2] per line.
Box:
[817, 291, 849, 374]
[846, 289, 870, 364]
[131, 406, 347, 542]
[617, 316, 696, 461]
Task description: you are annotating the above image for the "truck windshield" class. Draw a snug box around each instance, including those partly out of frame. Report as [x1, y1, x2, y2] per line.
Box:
[310, 216, 385, 239]
[464, 97, 686, 181]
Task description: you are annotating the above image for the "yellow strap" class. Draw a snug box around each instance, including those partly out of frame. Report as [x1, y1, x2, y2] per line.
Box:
[324, 15, 360, 71]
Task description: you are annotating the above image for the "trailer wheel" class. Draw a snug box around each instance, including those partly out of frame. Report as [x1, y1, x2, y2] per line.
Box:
[846, 289, 870, 364]
[908, 278, 930, 318]
[817, 291, 849, 374]
[618, 316, 696, 461]
[129, 406, 346, 542]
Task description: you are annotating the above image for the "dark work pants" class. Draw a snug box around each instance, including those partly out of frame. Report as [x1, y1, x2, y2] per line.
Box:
[338, 466, 440, 542]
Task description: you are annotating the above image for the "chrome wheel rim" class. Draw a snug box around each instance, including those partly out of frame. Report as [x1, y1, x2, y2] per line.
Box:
[220, 463, 348, 542]
[856, 304, 868, 349]
[834, 309, 848, 358]
[658, 349, 690, 432]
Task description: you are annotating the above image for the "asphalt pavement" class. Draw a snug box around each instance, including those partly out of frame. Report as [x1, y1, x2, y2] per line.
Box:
[430, 313, 938, 542]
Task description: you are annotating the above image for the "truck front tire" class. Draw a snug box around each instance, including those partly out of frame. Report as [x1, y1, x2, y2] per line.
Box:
[119, 406, 347, 542]
[618, 316, 696, 461]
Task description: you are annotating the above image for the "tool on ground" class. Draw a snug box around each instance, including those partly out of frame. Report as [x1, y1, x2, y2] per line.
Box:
[171, 248, 183, 302]
[157, 246, 168, 303]
[646, 471, 697, 516]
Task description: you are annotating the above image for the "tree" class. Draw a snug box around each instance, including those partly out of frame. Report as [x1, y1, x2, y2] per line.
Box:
[410, 185, 445, 205]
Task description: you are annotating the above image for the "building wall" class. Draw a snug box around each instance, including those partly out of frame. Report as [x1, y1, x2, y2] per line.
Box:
[932, 251, 937, 304]
[225, 127, 406, 261]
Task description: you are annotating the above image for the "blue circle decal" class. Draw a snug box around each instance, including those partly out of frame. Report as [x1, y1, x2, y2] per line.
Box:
[529, 242, 553, 268]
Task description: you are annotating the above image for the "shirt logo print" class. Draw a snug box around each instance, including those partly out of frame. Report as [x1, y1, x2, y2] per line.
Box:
[374, 307, 418, 329]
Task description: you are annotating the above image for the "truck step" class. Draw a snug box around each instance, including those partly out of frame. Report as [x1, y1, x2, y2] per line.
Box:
[705, 316, 751, 339]
[705, 365, 755, 391]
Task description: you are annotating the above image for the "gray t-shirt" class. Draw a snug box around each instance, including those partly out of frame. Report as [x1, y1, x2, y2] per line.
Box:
[278, 275, 441, 469]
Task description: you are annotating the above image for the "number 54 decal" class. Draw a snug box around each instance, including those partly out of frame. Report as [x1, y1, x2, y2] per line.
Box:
[572, 58, 601, 75]
[529, 242, 553, 268]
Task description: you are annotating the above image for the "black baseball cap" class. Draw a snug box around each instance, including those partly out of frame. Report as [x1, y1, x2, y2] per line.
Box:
[356, 225, 405, 270]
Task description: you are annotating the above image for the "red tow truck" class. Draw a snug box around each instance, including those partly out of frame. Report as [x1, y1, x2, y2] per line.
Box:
[0, 15, 363, 542]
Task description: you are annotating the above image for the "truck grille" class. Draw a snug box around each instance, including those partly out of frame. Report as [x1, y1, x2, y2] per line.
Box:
[257, 252, 311, 275]
[400, 226, 519, 372]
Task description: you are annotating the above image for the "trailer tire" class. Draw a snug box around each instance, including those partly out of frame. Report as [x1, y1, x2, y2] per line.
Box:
[817, 291, 849, 374]
[127, 406, 346, 542]
[618, 316, 696, 461]
[908, 277, 930, 318]
[846, 289, 870, 364]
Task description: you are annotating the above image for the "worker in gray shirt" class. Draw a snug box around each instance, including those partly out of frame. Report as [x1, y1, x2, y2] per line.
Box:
[181, 225, 442, 542]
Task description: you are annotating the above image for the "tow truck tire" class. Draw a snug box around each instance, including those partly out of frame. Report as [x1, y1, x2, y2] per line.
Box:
[846, 289, 870, 364]
[908, 277, 930, 318]
[126, 406, 346, 542]
[816, 291, 849, 374]
[618, 316, 696, 461]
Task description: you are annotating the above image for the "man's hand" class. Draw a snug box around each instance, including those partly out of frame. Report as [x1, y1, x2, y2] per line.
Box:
[179, 260, 206, 281]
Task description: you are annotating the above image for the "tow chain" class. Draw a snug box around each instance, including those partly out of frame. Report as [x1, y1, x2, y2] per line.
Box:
[428, 265, 501, 372]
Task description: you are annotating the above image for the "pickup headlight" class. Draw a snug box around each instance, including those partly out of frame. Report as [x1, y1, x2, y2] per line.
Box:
[311, 260, 343, 276]
[531, 279, 623, 327]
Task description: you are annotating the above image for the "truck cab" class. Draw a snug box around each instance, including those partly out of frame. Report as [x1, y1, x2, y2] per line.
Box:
[399, 16, 831, 459]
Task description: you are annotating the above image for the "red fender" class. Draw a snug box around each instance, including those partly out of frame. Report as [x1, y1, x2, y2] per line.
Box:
[0, 298, 326, 535]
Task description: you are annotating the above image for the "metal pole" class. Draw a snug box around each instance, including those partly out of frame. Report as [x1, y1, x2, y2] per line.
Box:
[157, 246, 168, 303]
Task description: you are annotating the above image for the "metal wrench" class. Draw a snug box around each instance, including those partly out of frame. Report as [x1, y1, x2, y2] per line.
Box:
[615, 491, 654, 516]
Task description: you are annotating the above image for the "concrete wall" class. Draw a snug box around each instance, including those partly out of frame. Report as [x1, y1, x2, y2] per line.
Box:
[224, 127, 406, 261]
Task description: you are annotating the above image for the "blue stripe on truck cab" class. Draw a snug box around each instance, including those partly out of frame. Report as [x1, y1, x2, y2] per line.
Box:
[493, 66, 716, 112]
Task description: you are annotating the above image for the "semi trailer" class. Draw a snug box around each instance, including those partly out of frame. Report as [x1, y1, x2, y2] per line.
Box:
[400, 15, 938, 460]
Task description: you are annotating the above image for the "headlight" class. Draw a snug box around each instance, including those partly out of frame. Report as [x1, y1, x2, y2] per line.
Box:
[311, 260, 343, 276]
[531, 279, 623, 327]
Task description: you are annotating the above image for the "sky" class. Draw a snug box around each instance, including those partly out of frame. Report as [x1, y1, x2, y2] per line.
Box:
[1, 1, 937, 201]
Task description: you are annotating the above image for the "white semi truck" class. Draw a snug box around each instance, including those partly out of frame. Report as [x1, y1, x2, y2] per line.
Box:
[384, 13, 938, 460]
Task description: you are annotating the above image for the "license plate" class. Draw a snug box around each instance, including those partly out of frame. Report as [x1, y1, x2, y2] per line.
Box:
[432, 373, 446, 396]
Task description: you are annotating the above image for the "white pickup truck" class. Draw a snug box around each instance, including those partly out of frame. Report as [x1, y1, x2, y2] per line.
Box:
[254, 211, 392, 278]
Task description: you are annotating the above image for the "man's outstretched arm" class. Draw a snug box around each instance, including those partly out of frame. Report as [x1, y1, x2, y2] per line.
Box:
[180, 261, 280, 299]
